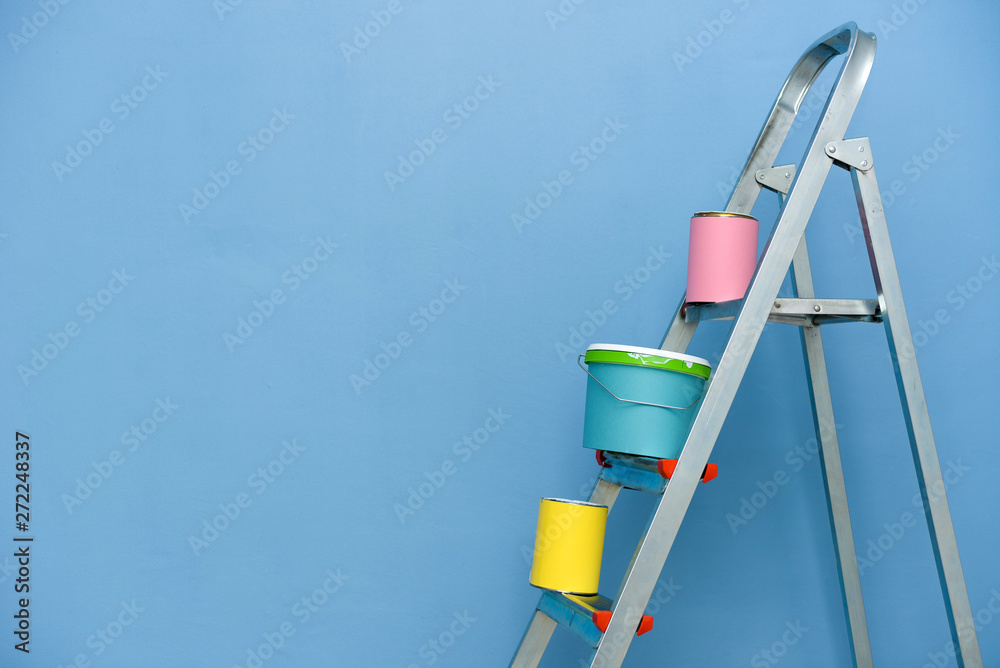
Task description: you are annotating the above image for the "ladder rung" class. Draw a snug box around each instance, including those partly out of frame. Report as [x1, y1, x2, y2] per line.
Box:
[536, 591, 653, 649]
[684, 297, 881, 326]
[596, 450, 717, 494]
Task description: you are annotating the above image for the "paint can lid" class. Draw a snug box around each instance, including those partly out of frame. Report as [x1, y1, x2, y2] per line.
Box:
[584, 344, 711, 379]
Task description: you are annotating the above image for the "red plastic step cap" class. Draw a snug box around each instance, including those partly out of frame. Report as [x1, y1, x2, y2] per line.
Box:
[657, 459, 717, 483]
[591, 610, 654, 636]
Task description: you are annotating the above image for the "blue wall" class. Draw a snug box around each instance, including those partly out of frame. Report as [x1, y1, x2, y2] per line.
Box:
[1, 1, 998, 666]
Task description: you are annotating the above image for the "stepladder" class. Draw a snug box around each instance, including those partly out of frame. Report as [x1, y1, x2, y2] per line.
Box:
[509, 22, 983, 668]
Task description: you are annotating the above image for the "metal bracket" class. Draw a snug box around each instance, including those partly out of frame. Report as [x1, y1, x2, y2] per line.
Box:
[825, 137, 873, 171]
[755, 165, 797, 194]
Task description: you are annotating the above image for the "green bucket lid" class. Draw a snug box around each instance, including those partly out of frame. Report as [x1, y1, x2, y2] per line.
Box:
[584, 344, 711, 380]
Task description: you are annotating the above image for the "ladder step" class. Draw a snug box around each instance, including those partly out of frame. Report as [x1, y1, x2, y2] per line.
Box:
[536, 591, 653, 649]
[596, 450, 717, 494]
[684, 297, 881, 326]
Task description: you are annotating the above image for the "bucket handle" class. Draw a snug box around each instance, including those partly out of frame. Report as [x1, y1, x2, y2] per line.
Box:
[577, 355, 704, 411]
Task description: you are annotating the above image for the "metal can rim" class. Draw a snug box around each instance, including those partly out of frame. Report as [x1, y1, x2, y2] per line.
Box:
[541, 498, 608, 509]
[693, 210, 759, 221]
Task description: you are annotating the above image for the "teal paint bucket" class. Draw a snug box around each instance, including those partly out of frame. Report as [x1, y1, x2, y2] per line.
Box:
[580, 344, 711, 459]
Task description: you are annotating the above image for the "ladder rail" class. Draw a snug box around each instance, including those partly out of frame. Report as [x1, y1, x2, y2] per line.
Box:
[591, 24, 878, 667]
[659, 292, 696, 353]
[791, 237, 873, 668]
[851, 164, 983, 667]
[508, 611, 556, 668]
[728, 22, 874, 215]
[589, 477, 623, 509]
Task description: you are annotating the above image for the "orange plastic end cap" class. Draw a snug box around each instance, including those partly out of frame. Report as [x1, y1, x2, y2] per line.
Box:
[657, 459, 678, 479]
[592, 610, 612, 632]
[658, 459, 717, 483]
[592, 611, 654, 636]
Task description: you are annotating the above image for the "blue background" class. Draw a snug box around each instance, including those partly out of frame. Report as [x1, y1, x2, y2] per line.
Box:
[1, 1, 998, 666]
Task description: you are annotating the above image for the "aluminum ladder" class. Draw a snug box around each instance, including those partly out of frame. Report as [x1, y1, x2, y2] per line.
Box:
[509, 22, 983, 668]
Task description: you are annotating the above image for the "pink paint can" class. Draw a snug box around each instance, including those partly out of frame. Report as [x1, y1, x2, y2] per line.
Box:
[685, 211, 759, 303]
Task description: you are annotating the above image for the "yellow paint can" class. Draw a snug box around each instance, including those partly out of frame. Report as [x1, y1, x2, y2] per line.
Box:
[529, 498, 608, 596]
